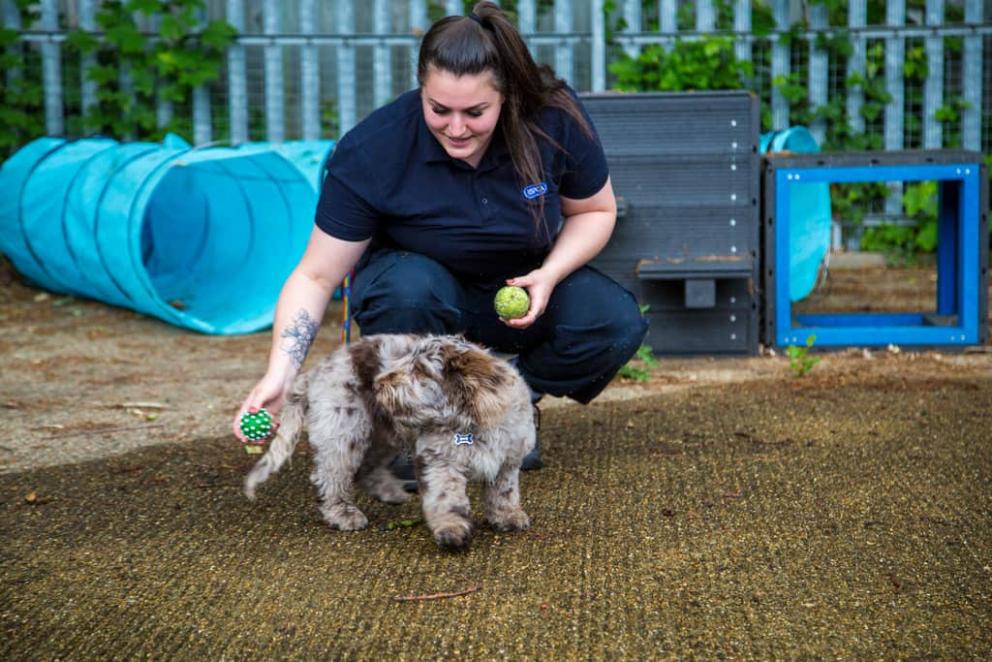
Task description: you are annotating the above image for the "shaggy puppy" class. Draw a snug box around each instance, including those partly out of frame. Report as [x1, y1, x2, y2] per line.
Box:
[244, 334, 536, 550]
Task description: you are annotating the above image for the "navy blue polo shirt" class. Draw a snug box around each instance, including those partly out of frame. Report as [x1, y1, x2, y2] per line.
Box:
[315, 87, 609, 283]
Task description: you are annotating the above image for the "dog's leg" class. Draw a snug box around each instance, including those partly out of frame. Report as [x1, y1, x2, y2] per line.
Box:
[416, 450, 473, 551]
[356, 435, 411, 505]
[310, 435, 370, 531]
[483, 462, 531, 533]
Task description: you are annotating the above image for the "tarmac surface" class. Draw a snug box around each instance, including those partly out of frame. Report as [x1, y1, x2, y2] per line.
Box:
[3, 371, 991, 659]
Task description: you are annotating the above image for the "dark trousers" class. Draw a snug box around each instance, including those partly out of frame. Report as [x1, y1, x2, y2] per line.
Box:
[350, 248, 649, 404]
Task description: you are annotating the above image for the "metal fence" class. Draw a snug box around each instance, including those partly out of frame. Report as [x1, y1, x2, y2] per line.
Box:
[5, 0, 991, 153]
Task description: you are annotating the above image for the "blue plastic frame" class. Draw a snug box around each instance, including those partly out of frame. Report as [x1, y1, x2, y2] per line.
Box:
[775, 162, 983, 347]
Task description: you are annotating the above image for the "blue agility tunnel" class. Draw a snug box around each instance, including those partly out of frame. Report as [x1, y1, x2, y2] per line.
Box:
[760, 127, 832, 302]
[0, 135, 333, 334]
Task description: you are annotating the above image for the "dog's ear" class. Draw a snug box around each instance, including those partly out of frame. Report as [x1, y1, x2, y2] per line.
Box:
[442, 347, 512, 428]
[373, 369, 412, 417]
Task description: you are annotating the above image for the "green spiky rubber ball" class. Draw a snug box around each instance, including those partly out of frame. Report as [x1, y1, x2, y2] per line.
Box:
[240, 408, 273, 444]
[494, 286, 530, 320]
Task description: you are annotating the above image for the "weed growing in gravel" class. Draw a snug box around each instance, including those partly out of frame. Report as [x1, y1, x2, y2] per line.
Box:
[619, 344, 659, 382]
[786, 335, 820, 377]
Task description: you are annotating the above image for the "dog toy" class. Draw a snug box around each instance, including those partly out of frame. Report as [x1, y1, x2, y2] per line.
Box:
[494, 286, 530, 320]
[240, 409, 273, 453]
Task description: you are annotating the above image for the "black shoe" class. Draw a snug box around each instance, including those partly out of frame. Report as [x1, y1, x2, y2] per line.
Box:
[389, 452, 419, 492]
[521, 404, 543, 471]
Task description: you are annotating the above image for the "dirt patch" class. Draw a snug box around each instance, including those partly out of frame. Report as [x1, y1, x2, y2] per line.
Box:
[1, 262, 990, 474]
[2, 260, 991, 657]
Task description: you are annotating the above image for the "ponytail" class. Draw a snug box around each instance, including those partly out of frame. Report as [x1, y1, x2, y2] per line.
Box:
[417, 1, 593, 231]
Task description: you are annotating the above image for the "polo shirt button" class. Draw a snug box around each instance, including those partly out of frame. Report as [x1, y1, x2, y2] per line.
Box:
[482, 197, 488, 205]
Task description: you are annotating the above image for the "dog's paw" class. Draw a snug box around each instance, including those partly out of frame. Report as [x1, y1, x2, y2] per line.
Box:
[432, 520, 473, 551]
[321, 503, 369, 531]
[488, 508, 530, 533]
[366, 481, 413, 505]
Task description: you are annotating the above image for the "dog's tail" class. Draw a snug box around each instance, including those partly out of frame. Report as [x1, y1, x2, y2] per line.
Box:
[243, 373, 309, 500]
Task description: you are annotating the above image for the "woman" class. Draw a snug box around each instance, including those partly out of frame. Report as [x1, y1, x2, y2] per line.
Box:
[233, 2, 648, 470]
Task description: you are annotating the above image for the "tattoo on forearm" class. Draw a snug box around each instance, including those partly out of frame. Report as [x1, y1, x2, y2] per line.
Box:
[280, 309, 319, 368]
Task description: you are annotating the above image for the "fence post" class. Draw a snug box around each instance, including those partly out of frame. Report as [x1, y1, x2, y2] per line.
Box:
[696, 0, 714, 32]
[409, 0, 428, 87]
[846, 0, 866, 137]
[192, 6, 212, 144]
[336, 0, 357, 136]
[923, 0, 944, 149]
[591, 0, 606, 92]
[518, 0, 536, 57]
[40, 0, 63, 136]
[78, 0, 98, 130]
[148, 13, 174, 132]
[659, 0, 676, 33]
[224, 0, 248, 145]
[300, 0, 320, 141]
[808, 2, 828, 145]
[961, 0, 982, 151]
[623, 0, 641, 58]
[734, 0, 751, 65]
[553, 0, 573, 85]
[226, 0, 248, 144]
[263, 0, 284, 142]
[884, 0, 905, 216]
[373, 0, 391, 109]
[2, 0, 21, 91]
[659, 0, 677, 52]
[771, 0, 789, 131]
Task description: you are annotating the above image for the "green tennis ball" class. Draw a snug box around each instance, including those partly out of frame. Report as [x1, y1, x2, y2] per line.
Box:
[240, 408, 273, 442]
[494, 286, 530, 320]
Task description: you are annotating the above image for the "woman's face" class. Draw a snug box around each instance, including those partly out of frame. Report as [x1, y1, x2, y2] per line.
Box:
[421, 66, 503, 168]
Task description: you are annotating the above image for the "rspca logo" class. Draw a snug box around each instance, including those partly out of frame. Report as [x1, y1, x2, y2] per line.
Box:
[453, 432, 475, 446]
[522, 182, 548, 200]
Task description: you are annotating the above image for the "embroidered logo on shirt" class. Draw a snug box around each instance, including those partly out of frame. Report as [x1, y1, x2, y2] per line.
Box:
[454, 432, 475, 446]
[522, 182, 548, 200]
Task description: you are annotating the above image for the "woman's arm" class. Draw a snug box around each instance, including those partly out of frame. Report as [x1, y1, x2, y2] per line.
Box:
[267, 228, 370, 378]
[232, 228, 369, 439]
[503, 177, 617, 329]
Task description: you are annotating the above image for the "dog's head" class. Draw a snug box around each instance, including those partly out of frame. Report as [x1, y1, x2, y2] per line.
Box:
[368, 336, 514, 429]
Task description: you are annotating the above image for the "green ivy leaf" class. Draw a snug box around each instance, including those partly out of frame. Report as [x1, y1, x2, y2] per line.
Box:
[65, 28, 99, 53]
[106, 23, 145, 54]
[126, 0, 161, 16]
[200, 20, 237, 49]
[159, 14, 185, 42]
[87, 64, 119, 85]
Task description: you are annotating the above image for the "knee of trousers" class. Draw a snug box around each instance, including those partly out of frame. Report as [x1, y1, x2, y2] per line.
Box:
[351, 255, 463, 335]
[582, 305, 649, 372]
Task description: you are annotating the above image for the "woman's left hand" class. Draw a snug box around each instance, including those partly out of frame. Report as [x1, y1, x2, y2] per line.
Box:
[502, 268, 557, 329]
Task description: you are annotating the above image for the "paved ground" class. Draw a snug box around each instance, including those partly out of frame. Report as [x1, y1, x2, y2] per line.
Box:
[3, 370, 990, 659]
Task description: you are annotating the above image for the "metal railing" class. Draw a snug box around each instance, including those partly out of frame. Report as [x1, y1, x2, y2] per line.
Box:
[4, 0, 989, 153]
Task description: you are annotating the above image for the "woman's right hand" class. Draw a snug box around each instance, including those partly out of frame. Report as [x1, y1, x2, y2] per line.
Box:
[232, 372, 294, 442]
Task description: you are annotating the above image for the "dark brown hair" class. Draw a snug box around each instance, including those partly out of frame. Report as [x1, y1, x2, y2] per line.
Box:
[416, 1, 593, 230]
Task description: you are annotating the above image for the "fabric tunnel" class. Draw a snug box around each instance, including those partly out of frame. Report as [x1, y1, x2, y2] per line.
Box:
[0, 135, 334, 334]
[760, 126, 833, 302]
